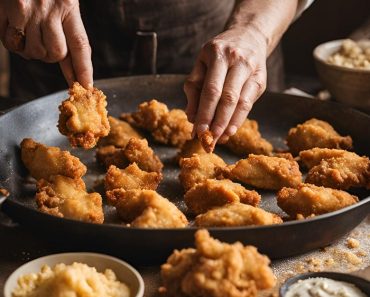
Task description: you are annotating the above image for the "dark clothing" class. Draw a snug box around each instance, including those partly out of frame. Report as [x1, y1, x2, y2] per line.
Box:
[10, 0, 235, 100]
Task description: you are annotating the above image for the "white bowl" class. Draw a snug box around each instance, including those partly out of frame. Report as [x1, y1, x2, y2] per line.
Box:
[4, 252, 144, 297]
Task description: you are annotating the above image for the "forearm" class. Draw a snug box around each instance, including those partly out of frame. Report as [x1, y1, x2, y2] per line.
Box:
[228, 0, 299, 55]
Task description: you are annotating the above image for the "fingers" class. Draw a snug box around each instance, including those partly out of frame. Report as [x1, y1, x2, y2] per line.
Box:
[42, 14, 67, 63]
[59, 54, 76, 87]
[63, 8, 93, 88]
[184, 57, 206, 123]
[23, 21, 47, 59]
[3, 0, 28, 52]
[210, 64, 250, 143]
[222, 66, 267, 141]
[194, 54, 228, 137]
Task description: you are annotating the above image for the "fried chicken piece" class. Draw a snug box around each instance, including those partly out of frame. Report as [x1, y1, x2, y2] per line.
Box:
[184, 179, 261, 215]
[299, 148, 359, 169]
[152, 109, 193, 147]
[195, 203, 282, 227]
[305, 156, 370, 190]
[104, 163, 162, 191]
[179, 153, 227, 191]
[227, 154, 302, 190]
[225, 119, 273, 156]
[123, 137, 163, 172]
[160, 229, 275, 297]
[277, 183, 359, 218]
[36, 175, 104, 223]
[121, 99, 193, 147]
[199, 130, 215, 153]
[96, 138, 163, 173]
[106, 189, 188, 228]
[177, 139, 207, 162]
[286, 118, 353, 155]
[98, 116, 142, 148]
[120, 99, 168, 130]
[58, 82, 110, 149]
[20, 138, 87, 181]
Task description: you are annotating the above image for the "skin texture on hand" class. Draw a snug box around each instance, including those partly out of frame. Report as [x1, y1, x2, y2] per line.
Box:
[185, 0, 298, 145]
[0, 0, 93, 88]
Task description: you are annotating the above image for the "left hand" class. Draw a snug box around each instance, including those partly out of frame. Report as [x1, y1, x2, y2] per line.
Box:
[184, 26, 268, 143]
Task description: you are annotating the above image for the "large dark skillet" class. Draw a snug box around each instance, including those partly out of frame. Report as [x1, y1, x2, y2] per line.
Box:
[0, 75, 369, 265]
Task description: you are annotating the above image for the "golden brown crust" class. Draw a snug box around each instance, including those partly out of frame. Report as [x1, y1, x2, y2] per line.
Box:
[277, 183, 359, 218]
[199, 130, 215, 153]
[36, 175, 104, 224]
[195, 203, 283, 227]
[299, 148, 359, 169]
[121, 99, 193, 147]
[176, 139, 207, 163]
[229, 154, 302, 190]
[58, 82, 110, 149]
[96, 138, 163, 173]
[20, 138, 87, 181]
[305, 156, 370, 190]
[184, 179, 261, 215]
[106, 189, 188, 228]
[104, 163, 162, 191]
[179, 153, 227, 191]
[225, 119, 273, 156]
[286, 118, 353, 155]
[98, 116, 142, 148]
[160, 229, 275, 297]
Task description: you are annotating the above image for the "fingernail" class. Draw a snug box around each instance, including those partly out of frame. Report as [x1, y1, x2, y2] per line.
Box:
[197, 124, 209, 135]
[228, 125, 238, 136]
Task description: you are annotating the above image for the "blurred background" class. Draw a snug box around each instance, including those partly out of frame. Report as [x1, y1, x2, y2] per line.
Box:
[0, 0, 369, 103]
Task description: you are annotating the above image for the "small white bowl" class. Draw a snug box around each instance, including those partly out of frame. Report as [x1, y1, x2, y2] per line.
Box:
[4, 252, 144, 297]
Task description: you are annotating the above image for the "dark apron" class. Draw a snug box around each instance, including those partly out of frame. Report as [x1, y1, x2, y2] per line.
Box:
[9, 0, 283, 101]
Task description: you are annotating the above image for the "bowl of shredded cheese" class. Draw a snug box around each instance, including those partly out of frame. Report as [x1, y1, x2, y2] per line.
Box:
[4, 253, 144, 297]
[313, 39, 370, 112]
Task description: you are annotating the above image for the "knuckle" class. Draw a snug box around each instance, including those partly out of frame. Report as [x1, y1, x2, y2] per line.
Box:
[221, 90, 238, 106]
[238, 98, 253, 113]
[211, 123, 226, 137]
[16, 0, 28, 15]
[70, 33, 91, 52]
[47, 47, 67, 62]
[203, 82, 222, 99]
[204, 39, 224, 55]
[253, 78, 266, 94]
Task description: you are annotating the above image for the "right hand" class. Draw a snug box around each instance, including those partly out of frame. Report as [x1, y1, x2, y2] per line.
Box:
[0, 0, 93, 88]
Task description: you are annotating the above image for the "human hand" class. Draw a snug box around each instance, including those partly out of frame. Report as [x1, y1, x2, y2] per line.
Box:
[0, 0, 93, 88]
[184, 26, 268, 144]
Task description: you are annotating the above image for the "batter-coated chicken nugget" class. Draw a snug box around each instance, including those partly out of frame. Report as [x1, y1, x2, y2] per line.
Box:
[177, 139, 207, 162]
[286, 118, 352, 155]
[106, 189, 188, 228]
[160, 229, 275, 297]
[184, 179, 261, 215]
[98, 116, 142, 148]
[96, 138, 163, 173]
[20, 138, 86, 181]
[299, 148, 359, 169]
[58, 82, 110, 149]
[195, 203, 282, 227]
[305, 156, 370, 190]
[277, 183, 358, 218]
[199, 130, 215, 153]
[36, 175, 104, 223]
[179, 153, 227, 191]
[121, 99, 193, 147]
[225, 119, 273, 156]
[105, 163, 162, 191]
[120, 99, 168, 130]
[228, 154, 302, 190]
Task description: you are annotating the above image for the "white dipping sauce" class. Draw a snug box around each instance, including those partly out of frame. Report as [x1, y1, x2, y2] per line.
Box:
[285, 277, 367, 297]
